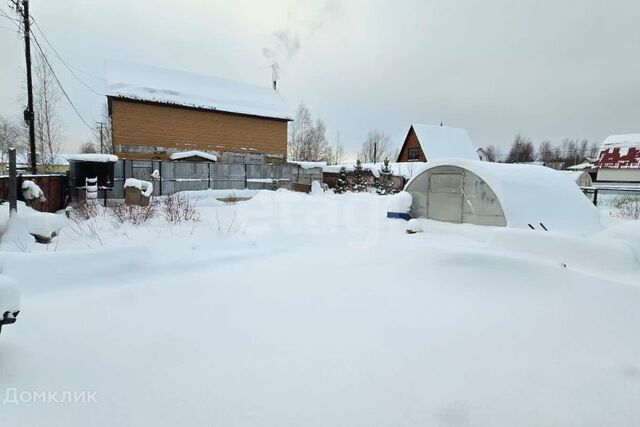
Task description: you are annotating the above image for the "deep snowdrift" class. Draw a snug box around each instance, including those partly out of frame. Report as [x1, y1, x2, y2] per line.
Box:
[1, 191, 639, 426]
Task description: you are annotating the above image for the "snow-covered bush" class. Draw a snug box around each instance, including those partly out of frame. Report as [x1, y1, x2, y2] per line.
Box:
[161, 193, 200, 224]
[69, 200, 100, 221]
[610, 195, 640, 220]
[108, 201, 157, 225]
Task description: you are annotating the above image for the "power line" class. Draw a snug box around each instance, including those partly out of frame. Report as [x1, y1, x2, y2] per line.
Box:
[30, 18, 104, 95]
[29, 31, 94, 131]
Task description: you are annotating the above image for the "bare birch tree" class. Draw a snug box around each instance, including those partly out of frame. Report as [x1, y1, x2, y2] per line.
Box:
[288, 102, 332, 161]
[0, 115, 23, 163]
[359, 130, 390, 163]
[33, 51, 64, 168]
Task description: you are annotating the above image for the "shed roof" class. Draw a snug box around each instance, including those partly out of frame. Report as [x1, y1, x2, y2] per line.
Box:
[63, 154, 119, 163]
[410, 124, 479, 160]
[105, 61, 291, 121]
[170, 151, 217, 162]
[406, 158, 601, 233]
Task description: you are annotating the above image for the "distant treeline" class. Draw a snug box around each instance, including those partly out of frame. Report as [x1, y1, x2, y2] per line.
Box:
[483, 134, 600, 167]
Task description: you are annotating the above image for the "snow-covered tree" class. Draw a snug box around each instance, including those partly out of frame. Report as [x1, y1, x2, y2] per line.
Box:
[334, 166, 349, 194]
[350, 159, 368, 192]
[376, 158, 395, 195]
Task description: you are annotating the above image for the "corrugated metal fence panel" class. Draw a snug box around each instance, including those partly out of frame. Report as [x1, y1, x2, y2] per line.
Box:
[211, 164, 245, 190]
[111, 161, 314, 198]
[172, 162, 209, 193]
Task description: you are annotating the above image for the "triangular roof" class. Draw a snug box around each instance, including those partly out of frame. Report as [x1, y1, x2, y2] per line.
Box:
[398, 124, 479, 161]
[105, 60, 291, 121]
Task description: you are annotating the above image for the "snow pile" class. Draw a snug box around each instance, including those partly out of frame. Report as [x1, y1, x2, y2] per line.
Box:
[105, 60, 291, 120]
[0, 214, 35, 251]
[406, 218, 423, 233]
[170, 151, 217, 162]
[387, 191, 412, 213]
[310, 180, 325, 195]
[0, 273, 20, 314]
[21, 180, 46, 202]
[124, 178, 153, 197]
[63, 153, 118, 163]
[595, 220, 640, 260]
[0, 201, 66, 239]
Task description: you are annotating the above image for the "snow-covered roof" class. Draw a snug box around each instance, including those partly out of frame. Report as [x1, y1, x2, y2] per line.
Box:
[406, 158, 601, 233]
[63, 154, 118, 163]
[288, 161, 327, 170]
[105, 61, 291, 121]
[567, 162, 594, 170]
[596, 134, 640, 169]
[411, 124, 479, 160]
[170, 151, 217, 162]
[601, 133, 640, 148]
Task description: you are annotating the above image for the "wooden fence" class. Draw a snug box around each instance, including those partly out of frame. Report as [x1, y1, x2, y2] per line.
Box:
[0, 174, 68, 213]
[102, 160, 323, 199]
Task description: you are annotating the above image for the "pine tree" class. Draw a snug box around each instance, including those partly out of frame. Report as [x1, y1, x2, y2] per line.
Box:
[351, 159, 368, 192]
[334, 166, 349, 194]
[376, 158, 395, 195]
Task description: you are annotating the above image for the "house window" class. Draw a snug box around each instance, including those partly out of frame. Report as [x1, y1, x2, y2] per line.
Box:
[408, 148, 420, 161]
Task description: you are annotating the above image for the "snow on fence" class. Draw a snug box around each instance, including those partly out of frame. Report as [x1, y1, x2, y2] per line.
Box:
[108, 160, 316, 199]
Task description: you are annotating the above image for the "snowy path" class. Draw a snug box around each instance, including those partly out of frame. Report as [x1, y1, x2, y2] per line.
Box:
[1, 191, 640, 426]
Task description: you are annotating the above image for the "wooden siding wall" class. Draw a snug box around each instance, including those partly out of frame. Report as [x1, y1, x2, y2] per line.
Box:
[397, 127, 427, 162]
[111, 99, 288, 160]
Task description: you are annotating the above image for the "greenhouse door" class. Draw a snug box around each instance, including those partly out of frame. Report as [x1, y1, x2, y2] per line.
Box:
[427, 172, 464, 223]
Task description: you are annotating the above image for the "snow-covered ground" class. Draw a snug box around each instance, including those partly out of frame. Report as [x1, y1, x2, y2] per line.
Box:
[1, 190, 640, 426]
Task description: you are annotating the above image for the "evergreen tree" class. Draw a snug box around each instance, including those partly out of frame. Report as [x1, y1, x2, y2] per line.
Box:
[334, 166, 349, 194]
[351, 159, 368, 192]
[376, 158, 395, 195]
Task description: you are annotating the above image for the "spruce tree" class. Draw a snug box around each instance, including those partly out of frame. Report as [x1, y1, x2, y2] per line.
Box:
[376, 158, 395, 195]
[334, 166, 349, 194]
[351, 159, 368, 192]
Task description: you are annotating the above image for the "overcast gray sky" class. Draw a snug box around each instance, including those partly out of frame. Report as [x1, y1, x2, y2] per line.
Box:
[1, 0, 639, 159]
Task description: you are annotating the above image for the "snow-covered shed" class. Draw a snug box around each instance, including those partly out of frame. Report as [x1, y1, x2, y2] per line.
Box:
[105, 61, 291, 162]
[64, 154, 119, 200]
[595, 134, 640, 183]
[404, 159, 601, 233]
[396, 124, 479, 162]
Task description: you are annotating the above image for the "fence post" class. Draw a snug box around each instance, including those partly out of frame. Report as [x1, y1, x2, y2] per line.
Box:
[593, 188, 598, 206]
[208, 163, 211, 189]
[244, 163, 248, 189]
[159, 161, 163, 196]
[8, 148, 17, 215]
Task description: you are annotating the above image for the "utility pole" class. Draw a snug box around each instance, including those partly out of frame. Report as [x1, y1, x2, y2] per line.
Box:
[373, 141, 377, 164]
[97, 122, 105, 154]
[9, 148, 18, 215]
[15, 0, 37, 174]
